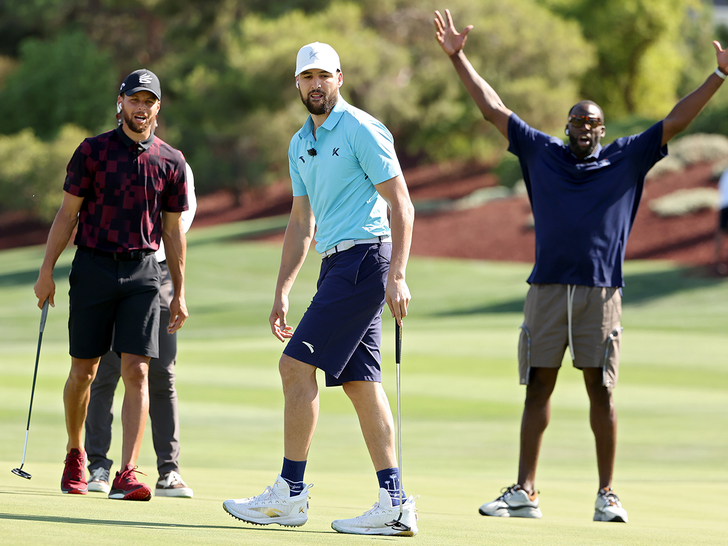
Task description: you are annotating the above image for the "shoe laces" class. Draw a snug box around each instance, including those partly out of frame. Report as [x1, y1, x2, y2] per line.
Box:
[160, 471, 186, 487]
[499, 484, 538, 501]
[599, 488, 621, 506]
[89, 467, 109, 483]
[63, 450, 86, 480]
[250, 486, 280, 504]
[119, 465, 146, 483]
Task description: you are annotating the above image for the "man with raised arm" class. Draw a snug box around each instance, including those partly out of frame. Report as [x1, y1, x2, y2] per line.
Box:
[435, 8, 728, 523]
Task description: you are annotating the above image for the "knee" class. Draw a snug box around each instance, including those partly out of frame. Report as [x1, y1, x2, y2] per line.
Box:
[524, 369, 558, 406]
[120, 358, 149, 388]
[69, 364, 96, 388]
[279, 355, 315, 392]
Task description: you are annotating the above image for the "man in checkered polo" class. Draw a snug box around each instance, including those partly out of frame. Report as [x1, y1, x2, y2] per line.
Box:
[34, 69, 189, 501]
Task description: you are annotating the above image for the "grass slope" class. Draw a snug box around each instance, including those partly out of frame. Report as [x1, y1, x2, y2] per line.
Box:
[0, 222, 726, 545]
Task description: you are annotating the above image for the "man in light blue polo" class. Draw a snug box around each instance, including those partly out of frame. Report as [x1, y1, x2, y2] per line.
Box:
[223, 42, 417, 536]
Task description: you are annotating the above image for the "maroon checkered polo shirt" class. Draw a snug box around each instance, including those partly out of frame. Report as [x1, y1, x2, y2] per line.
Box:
[64, 126, 188, 254]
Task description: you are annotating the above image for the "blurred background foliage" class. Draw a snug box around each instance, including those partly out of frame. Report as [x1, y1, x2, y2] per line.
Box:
[0, 0, 726, 221]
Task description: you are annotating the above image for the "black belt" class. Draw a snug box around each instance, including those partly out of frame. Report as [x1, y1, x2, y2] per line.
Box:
[79, 246, 154, 261]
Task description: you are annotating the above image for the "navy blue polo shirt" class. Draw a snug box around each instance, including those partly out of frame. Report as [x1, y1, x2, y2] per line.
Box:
[508, 113, 667, 287]
[64, 125, 188, 253]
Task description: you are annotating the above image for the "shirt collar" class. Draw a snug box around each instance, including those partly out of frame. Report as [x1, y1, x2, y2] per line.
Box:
[115, 124, 155, 150]
[300, 97, 347, 140]
[569, 142, 602, 162]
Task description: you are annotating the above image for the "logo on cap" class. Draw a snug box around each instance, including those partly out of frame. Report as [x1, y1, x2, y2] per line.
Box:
[139, 73, 153, 84]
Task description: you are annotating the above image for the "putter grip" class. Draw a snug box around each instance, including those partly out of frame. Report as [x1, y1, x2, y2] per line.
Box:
[39, 299, 49, 333]
[395, 322, 402, 363]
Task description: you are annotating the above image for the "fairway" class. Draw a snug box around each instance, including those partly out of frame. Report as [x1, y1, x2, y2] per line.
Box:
[1, 222, 727, 546]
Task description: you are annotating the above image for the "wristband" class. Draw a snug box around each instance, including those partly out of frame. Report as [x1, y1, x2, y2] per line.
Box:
[715, 67, 727, 80]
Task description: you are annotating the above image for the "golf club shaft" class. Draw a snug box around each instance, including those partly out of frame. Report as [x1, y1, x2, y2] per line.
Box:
[395, 321, 403, 510]
[20, 299, 49, 464]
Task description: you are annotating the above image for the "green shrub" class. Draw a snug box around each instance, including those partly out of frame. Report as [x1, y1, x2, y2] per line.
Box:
[0, 125, 87, 222]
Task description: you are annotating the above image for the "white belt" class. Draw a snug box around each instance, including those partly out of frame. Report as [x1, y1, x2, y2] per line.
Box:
[321, 236, 392, 258]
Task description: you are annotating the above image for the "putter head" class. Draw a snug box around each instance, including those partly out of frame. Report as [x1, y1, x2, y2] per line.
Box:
[11, 467, 32, 479]
[385, 513, 412, 534]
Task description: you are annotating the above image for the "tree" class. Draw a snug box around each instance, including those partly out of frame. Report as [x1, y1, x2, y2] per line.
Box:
[0, 31, 116, 139]
[539, 0, 708, 119]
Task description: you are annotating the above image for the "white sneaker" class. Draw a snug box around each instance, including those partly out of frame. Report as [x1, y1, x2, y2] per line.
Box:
[479, 484, 542, 518]
[331, 488, 418, 536]
[87, 467, 111, 494]
[155, 471, 194, 498]
[594, 487, 628, 523]
[223, 475, 311, 527]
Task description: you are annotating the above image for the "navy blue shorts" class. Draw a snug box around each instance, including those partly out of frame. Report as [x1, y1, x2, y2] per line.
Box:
[68, 247, 161, 359]
[283, 242, 391, 387]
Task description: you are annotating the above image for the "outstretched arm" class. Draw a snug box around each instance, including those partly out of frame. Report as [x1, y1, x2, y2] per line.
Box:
[434, 9, 512, 139]
[661, 41, 728, 146]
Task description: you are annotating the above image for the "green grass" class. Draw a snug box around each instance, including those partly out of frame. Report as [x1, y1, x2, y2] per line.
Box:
[1, 222, 727, 545]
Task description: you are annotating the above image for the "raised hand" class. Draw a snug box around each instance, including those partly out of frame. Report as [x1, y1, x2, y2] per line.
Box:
[434, 9, 473, 56]
[714, 40, 728, 75]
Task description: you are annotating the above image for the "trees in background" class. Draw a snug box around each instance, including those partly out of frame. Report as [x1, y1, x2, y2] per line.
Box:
[0, 0, 717, 220]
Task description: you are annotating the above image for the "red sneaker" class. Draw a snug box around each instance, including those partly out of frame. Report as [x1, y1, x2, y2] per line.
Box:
[109, 465, 152, 501]
[61, 448, 88, 494]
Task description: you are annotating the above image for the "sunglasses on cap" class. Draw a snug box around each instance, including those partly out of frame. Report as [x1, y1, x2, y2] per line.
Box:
[569, 115, 603, 128]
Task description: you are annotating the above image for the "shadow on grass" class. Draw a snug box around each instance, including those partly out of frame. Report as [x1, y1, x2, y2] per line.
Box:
[0, 264, 71, 289]
[0, 512, 333, 534]
[433, 264, 724, 317]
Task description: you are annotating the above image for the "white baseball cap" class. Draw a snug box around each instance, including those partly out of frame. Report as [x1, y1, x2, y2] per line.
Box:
[295, 42, 341, 76]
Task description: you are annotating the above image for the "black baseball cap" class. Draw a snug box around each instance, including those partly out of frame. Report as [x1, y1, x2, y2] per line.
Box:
[119, 69, 161, 100]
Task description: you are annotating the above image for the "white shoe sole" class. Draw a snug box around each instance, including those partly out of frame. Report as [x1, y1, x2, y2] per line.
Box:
[156, 487, 194, 498]
[222, 502, 307, 527]
[479, 505, 542, 518]
[594, 510, 628, 523]
[88, 482, 111, 494]
[331, 521, 417, 536]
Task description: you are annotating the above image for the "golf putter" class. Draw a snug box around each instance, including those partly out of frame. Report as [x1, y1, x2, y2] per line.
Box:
[12, 299, 49, 480]
[385, 319, 411, 533]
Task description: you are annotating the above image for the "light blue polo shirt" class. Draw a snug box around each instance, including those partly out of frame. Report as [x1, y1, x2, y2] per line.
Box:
[288, 97, 402, 254]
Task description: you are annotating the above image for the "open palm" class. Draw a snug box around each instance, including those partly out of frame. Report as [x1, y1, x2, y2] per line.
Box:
[434, 9, 472, 56]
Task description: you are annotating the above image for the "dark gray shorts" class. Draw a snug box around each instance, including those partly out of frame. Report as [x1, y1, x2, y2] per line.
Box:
[518, 284, 622, 389]
[68, 247, 161, 359]
[283, 243, 391, 387]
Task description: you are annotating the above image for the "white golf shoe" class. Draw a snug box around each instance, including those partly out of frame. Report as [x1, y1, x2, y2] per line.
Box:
[594, 487, 628, 523]
[331, 488, 418, 536]
[479, 484, 542, 518]
[222, 475, 311, 527]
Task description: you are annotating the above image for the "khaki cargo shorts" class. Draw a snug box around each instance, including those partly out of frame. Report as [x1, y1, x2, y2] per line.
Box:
[518, 284, 622, 390]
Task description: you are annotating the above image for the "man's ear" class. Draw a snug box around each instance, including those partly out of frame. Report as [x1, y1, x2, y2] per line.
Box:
[599, 126, 606, 138]
[337, 71, 343, 88]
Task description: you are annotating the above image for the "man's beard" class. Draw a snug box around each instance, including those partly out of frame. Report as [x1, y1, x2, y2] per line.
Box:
[123, 110, 153, 134]
[301, 88, 338, 116]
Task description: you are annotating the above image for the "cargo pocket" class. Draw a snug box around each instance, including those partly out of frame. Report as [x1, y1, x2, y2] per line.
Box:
[518, 324, 531, 385]
[602, 327, 622, 389]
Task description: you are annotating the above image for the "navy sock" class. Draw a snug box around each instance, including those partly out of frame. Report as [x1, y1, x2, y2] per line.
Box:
[376, 467, 405, 506]
[281, 458, 307, 497]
